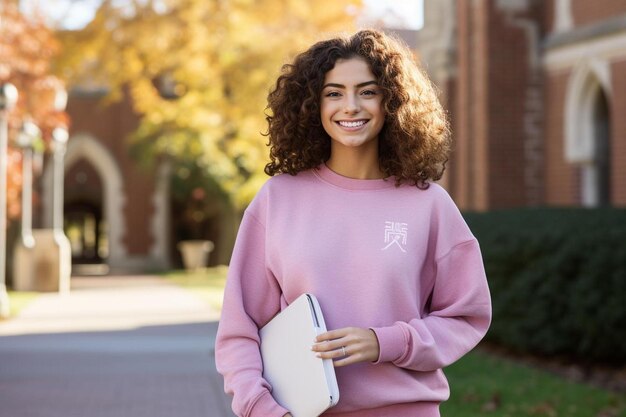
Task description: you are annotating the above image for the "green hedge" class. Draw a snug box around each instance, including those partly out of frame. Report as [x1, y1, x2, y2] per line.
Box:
[463, 208, 626, 364]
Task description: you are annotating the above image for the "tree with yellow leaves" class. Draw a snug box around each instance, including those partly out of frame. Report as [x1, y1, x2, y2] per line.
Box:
[56, 0, 360, 209]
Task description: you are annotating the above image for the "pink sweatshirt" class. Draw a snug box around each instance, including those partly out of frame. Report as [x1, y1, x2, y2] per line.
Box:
[215, 164, 491, 417]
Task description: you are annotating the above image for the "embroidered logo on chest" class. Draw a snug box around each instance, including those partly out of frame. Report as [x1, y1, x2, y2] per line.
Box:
[382, 221, 408, 252]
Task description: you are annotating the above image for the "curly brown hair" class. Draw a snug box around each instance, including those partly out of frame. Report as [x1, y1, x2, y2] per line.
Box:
[264, 29, 450, 188]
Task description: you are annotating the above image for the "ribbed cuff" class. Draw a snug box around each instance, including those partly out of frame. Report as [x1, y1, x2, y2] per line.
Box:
[370, 324, 406, 364]
[248, 391, 290, 417]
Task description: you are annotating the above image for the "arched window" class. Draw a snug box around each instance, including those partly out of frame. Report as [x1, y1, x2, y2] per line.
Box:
[42, 134, 127, 263]
[590, 88, 611, 206]
[564, 60, 612, 207]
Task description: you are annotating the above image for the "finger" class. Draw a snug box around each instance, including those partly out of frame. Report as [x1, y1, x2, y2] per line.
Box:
[332, 357, 353, 367]
[311, 338, 349, 352]
[332, 351, 362, 368]
[315, 327, 352, 343]
[314, 346, 347, 360]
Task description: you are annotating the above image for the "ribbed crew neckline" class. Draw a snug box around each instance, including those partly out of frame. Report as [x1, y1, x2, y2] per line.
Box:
[313, 163, 396, 190]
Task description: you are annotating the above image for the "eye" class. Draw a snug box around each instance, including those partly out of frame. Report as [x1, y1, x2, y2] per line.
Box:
[361, 89, 377, 96]
[325, 91, 341, 97]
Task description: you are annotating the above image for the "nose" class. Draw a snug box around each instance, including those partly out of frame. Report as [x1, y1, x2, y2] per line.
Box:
[344, 94, 360, 114]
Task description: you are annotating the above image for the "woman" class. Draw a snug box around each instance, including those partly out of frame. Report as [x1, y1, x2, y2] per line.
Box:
[215, 29, 491, 417]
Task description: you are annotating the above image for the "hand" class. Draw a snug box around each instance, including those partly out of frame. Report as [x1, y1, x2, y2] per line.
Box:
[311, 327, 380, 367]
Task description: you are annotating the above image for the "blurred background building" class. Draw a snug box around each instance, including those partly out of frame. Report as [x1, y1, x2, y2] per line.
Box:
[415, 0, 625, 211]
[5, 0, 625, 277]
[39, 86, 172, 274]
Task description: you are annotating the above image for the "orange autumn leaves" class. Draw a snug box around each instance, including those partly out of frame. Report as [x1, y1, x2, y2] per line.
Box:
[1, 3, 68, 221]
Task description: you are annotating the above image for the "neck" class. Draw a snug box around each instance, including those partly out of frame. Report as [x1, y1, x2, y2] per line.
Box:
[325, 143, 384, 180]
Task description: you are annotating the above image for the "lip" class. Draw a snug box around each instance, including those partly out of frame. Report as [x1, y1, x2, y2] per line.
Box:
[335, 119, 369, 131]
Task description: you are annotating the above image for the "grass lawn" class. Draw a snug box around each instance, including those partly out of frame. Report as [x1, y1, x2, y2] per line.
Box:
[442, 349, 625, 417]
[3, 291, 40, 320]
[163, 266, 228, 311]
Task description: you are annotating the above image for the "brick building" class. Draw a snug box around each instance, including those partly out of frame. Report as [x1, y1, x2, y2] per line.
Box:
[35, 91, 173, 272]
[416, 0, 626, 210]
[34, 89, 236, 273]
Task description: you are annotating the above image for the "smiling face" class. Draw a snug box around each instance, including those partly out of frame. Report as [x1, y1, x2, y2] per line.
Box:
[320, 57, 385, 155]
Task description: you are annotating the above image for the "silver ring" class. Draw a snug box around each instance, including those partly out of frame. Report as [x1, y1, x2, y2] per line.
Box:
[341, 346, 347, 357]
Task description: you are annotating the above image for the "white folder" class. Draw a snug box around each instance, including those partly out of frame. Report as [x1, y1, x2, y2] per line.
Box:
[260, 293, 340, 417]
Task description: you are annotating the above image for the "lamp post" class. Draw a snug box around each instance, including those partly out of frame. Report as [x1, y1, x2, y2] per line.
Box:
[52, 126, 69, 236]
[17, 121, 39, 247]
[12, 120, 40, 291]
[52, 84, 69, 239]
[0, 82, 19, 318]
[50, 86, 71, 294]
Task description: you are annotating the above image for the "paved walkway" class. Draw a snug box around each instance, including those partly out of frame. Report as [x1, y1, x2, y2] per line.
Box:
[0, 275, 235, 417]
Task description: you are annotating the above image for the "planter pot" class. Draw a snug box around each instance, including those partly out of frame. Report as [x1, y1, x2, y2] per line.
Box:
[177, 240, 214, 271]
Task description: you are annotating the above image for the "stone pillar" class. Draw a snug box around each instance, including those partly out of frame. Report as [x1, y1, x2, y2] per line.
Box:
[50, 127, 72, 293]
[31, 126, 72, 293]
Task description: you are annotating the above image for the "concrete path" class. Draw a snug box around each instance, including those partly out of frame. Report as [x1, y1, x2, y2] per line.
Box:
[0, 275, 235, 417]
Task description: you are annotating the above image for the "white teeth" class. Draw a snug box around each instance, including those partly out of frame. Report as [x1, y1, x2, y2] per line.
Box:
[338, 120, 366, 128]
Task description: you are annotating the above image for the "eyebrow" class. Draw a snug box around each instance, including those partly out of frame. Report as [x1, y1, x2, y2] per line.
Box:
[322, 80, 378, 89]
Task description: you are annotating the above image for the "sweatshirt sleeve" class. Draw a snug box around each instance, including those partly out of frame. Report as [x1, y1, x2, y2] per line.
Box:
[371, 236, 492, 372]
[214, 210, 289, 417]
